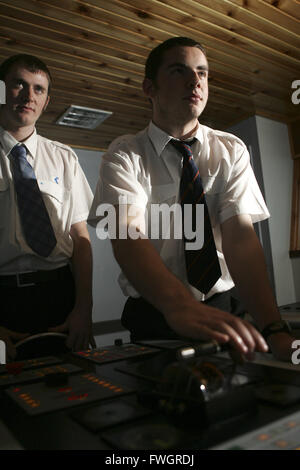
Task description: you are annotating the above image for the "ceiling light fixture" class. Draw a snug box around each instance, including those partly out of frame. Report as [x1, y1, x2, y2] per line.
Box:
[56, 105, 112, 130]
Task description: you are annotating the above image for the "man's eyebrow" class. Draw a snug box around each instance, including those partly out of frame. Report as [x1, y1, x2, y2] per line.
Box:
[11, 77, 25, 83]
[167, 62, 209, 71]
[11, 78, 47, 90]
[35, 84, 47, 90]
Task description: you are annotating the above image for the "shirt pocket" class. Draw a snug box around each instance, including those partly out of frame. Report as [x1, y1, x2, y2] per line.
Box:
[38, 180, 63, 201]
[149, 183, 178, 205]
[147, 183, 179, 239]
[38, 180, 64, 220]
[201, 177, 226, 227]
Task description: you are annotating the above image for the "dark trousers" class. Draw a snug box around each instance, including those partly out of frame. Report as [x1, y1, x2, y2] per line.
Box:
[0, 265, 75, 335]
[122, 288, 246, 342]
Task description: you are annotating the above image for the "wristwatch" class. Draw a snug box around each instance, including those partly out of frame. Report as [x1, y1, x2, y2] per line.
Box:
[261, 320, 291, 341]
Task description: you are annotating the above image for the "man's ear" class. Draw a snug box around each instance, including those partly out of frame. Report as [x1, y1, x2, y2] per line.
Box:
[43, 95, 50, 112]
[143, 77, 155, 99]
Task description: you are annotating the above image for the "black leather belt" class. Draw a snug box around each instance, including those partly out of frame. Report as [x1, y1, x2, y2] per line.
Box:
[0, 265, 70, 288]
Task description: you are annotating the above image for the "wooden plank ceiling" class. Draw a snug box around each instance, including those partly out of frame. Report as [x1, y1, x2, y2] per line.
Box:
[0, 0, 299, 151]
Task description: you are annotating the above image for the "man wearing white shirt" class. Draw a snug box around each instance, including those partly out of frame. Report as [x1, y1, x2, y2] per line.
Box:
[0, 54, 95, 359]
[89, 37, 293, 361]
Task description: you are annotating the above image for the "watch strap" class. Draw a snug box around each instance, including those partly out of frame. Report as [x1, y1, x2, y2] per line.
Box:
[261, 320, 291, 341]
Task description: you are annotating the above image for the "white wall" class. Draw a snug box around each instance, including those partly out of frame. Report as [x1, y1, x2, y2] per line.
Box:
[73, 148, 126, 326]
[255, 116, 300, 305]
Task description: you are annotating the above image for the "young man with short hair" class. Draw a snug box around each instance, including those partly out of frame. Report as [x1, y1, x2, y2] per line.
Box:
[0, 54, 95, 359]
[89, 37, 293, 362]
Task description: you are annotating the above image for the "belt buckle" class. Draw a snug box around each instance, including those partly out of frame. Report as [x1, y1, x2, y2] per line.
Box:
[16, 273, 35, 288]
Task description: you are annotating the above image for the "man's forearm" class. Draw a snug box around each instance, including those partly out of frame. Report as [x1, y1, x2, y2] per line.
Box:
[70, 222, 93, 311]
[222, 216, 280, 330]
[112, 237, 195, 314]
[112, 235, 270, 354]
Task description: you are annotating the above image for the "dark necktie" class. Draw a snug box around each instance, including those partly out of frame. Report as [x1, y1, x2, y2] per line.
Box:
[171, 139, 221, 294]
[10, 144, 57, 257]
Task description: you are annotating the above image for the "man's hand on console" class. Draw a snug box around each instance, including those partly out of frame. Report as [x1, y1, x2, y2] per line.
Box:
[48, 307, 96, 352]
[163, 300, 269, 363]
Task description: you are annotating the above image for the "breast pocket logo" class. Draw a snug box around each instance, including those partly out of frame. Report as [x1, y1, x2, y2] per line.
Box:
[291, 80, 300, 105]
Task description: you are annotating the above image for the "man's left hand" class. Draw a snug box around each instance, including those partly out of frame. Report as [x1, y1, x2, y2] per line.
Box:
[49, 308, 96, 351]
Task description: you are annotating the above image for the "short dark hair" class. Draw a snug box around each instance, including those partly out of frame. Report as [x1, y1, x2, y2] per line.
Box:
[0, 54, 52, 94]
[145, 37, 206, 82]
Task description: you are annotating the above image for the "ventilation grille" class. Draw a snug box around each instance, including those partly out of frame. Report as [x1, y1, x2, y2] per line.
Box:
[56, 105, 112, 129]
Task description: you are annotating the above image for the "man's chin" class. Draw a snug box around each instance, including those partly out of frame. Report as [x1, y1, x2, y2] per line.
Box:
[12, 113, 35, 127]
[184, 109, 203, 123]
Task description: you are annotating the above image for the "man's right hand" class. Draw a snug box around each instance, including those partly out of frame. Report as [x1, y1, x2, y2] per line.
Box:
[163, 300, 269, 362]
[111, 206, 269, 362]
[0, 327, 30, 361]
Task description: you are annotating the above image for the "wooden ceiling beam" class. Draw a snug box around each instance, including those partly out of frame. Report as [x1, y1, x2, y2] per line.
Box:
[116, 0, 300, 56]
[0, 0, 298, 151]
[230, 0, 300, 34]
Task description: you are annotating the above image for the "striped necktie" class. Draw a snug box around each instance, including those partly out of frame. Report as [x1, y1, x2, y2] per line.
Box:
[11, 144, 57, 257]
[171, 139, 221, 294]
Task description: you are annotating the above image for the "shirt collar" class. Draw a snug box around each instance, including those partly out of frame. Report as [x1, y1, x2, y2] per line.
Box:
[148, 120, 204, 157]
[0, 126, 37, 158]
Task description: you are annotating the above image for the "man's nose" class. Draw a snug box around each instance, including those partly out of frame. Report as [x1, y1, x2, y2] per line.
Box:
[188, 70, 201, 88]
[21, 85, 34, 102]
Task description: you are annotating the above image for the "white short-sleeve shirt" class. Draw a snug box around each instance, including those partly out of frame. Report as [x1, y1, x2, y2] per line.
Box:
[0, 127, 93, 274]
[89, 121, 270, 300]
